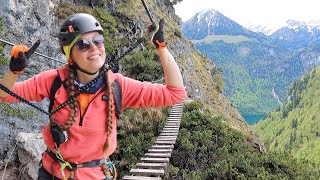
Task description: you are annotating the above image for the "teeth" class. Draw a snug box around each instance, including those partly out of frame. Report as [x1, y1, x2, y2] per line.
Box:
[88, 54, 99, 59]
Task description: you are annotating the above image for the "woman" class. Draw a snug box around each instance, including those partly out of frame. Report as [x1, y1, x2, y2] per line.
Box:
[0, 13, 186, 179]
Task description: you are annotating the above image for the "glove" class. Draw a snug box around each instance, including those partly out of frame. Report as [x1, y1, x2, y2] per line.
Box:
[148, 19, 167, 49]
[10, 40, 40, 74]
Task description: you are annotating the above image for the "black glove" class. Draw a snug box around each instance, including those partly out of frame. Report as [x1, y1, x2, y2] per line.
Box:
[10, 40, 40, 74]
[148, 19, 167, 49]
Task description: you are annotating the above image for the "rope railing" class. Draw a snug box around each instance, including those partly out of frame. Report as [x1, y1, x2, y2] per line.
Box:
[0, 38, 65, 64]
[122, 102, 184, 180]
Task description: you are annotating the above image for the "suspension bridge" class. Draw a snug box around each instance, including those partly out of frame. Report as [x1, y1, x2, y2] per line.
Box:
[122, 102, 184, 180]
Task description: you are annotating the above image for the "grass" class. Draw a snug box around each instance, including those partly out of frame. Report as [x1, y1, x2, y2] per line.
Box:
[0, 102, 37, 120]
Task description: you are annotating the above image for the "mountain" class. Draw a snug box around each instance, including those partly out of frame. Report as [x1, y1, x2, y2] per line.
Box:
[182, 9, 266, 41]
[270, 19, 320, 49]
[182, 9, 320, 119]
[246, 24, 275, 36]
[253, 66, 320, 165]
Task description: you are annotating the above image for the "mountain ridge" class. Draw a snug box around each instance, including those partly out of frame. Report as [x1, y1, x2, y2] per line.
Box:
[182, 9, 320, 118]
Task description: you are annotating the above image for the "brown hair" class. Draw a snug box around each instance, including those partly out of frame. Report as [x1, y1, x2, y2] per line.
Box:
[103, 64, 113, 153]
[59, 66, 78, 130]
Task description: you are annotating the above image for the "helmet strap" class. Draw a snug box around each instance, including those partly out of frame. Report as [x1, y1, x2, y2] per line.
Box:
[72, 63, 99, 76]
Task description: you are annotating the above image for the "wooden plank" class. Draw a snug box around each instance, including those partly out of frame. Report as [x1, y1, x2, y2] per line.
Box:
[130, 169, 165, 175]
[136, 162, 167, 168]
[145, 153, 171, 158]
[166, 120, 181, 122]
[122, 176, 161, 180]
[159, 133, 178, 136]
[162, 128, 179, 131]
[157, 136, 177, 139]
[162, 127, 179, 129]
[165, 123, 180, 126]
[161, 130, 179, 133]
[141, 157, 169, 163]
[155, 140, 176, 144]
[164, 125, 180, 127]
[165, 123, 180, 125]
[148, 149, 172, 153]
[164, 127, 179, 129]
[151, 145, 174, 149]
[156, 138, 176, 142]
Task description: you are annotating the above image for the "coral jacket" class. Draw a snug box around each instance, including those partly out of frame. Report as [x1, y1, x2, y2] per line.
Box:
[1, 65, 187, 179]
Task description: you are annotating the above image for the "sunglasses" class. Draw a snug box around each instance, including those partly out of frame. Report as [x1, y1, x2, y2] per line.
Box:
[75, 35, 105, 52]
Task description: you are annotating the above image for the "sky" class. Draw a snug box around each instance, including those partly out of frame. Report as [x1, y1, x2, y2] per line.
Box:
[174, 0, 319, 31]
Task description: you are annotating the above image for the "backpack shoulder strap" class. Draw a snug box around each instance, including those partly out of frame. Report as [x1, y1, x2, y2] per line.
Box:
[111, 78, 122, 119]
[48, 72, 122, 118]
[49, 73, 63, 113]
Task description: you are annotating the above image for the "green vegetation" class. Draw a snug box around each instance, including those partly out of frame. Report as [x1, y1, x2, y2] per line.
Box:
[0, 17, 9, 65]
[121, 50, 163, 81]
[195, 40, 295, 116]
[253, 66, 320, 165]
[166, 101, 320, 179]
[192, 35, 252, 44]
[0, 102, 37, 120]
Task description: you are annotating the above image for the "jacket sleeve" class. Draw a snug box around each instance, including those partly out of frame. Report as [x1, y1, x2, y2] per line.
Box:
[116, 73, 187, 110]
[0, 69, 58, 102]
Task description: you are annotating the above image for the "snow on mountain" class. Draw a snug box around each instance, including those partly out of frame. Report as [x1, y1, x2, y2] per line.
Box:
[246, 24, 276, 36]
[286, 19, 320, 33]
[182, 9, 266, 40]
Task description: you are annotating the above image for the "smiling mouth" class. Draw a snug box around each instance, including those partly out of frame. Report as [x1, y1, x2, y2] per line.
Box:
[88, 54, 100, 60]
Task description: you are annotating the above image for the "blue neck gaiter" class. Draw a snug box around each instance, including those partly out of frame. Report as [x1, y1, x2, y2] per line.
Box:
[74, 76, 105, 94]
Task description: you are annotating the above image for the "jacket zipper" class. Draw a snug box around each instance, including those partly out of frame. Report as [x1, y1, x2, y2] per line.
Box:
[79, 87, 106, 126]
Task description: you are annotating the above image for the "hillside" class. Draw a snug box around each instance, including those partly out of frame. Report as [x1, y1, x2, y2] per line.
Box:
[166, 101, 320, 179]
[253, 66, 320, 165]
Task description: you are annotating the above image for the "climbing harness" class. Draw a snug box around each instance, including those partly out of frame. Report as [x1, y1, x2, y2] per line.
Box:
[46, 148, 117, 180]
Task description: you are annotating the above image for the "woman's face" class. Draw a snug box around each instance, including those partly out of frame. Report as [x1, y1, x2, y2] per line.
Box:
[71, 31, 106, 74]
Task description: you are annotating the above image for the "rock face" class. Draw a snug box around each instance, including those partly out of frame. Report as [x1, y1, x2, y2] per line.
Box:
[0, 0, 60, 168]
[15, 133, 46, 180]
[1, 132, 46, 180]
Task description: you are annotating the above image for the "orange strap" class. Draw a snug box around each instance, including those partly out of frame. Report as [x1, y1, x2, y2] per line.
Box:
[155, 40, 167, 49]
